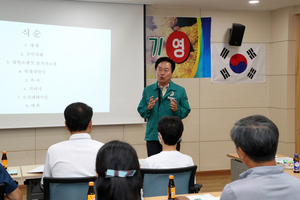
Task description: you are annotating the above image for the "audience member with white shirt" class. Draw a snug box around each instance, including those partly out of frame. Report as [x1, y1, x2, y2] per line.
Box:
[141, 116, 194, 169]
[42, 102, 104, 184]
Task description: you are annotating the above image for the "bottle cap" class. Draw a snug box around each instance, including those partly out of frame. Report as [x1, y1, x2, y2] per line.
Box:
[2, 151, 6, 154]
[295, 154, 298, 157]
[169, 175, 174, 179]
[89, 181, 94, 186]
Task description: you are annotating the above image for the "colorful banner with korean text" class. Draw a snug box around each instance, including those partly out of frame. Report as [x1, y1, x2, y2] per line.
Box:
[211, 43, 265, 84]
[146, 16, 211, 79]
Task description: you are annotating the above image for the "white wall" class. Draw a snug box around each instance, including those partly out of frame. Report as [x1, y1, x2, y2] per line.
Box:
[270, 7, 296, 156]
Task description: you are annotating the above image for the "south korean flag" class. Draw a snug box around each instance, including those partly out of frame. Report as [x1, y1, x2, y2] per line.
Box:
[211, 43, 265, 84]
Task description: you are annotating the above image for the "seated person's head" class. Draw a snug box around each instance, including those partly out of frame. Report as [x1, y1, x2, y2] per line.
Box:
[157, 116, 183, 146]
[95, 140, 142, 200]
[230, 115, 279, 163]
[64, 102, 93, 133]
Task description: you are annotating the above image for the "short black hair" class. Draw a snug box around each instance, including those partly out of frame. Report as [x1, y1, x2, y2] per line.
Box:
[154, 57, 176, 72]
[230, 115, 279, 163]
[95, 140, 142, 200]
[157, 116, 183, 145]
[64, 102, 93, 132]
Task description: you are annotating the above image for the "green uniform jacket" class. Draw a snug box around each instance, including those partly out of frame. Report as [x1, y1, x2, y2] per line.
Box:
[137, 80, 191, 141]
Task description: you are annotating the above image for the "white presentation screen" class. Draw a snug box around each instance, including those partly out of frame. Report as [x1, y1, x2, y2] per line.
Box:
[0, 0, 145, 128]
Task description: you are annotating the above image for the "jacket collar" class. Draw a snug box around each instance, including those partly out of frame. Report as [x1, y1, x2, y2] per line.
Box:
[153, 80, 176, 91]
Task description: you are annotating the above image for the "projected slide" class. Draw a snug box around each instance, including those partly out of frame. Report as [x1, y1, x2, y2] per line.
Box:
[0, 20, 111, 114]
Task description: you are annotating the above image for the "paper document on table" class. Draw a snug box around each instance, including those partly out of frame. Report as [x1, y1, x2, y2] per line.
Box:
[186, 194, 219, 200]
[27, 165, 44, 173]
[8, 169, 18, 175]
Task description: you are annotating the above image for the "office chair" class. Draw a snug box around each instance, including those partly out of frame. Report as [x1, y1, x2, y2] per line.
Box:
[0, 183, 4, 200]
[43, 176, 97, 200]
[140, 165, 202, 197]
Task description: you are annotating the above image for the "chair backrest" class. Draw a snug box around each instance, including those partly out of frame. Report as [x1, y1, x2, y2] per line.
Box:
[0, 183, 5, 200]
[43, 176, 97, 200]
[140, 165, 197, 197]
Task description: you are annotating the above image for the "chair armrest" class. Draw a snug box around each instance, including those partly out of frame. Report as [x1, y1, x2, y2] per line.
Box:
[190, 184, 203, 193]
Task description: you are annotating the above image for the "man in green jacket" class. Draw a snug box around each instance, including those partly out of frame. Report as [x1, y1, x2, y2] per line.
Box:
[137, 57, 191, 157]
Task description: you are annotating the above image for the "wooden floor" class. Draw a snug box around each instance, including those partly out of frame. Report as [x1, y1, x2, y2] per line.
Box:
[19, 185, 27, 200]
[19, 172, 231, 199]
[196, 171, 231, 193]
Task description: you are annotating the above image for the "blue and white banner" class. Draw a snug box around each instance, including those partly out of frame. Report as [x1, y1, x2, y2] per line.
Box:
[211, 43, 265, 84]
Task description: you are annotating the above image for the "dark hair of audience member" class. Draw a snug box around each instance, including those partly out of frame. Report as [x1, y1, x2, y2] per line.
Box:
[154, 57, 176, 72]
[95, 140, 142, 200]
[64, 102, 93, 132]
[230, 114, 279, 163]
[157, 116, 183, 146]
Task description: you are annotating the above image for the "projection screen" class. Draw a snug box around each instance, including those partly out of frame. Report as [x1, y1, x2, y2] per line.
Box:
[0, 0, 145, 128]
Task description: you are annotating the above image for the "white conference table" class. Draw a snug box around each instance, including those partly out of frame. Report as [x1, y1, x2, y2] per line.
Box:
[7, 166, 22, 184]
[144, 191, 222, 200]
[21, 164, 43, 180]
